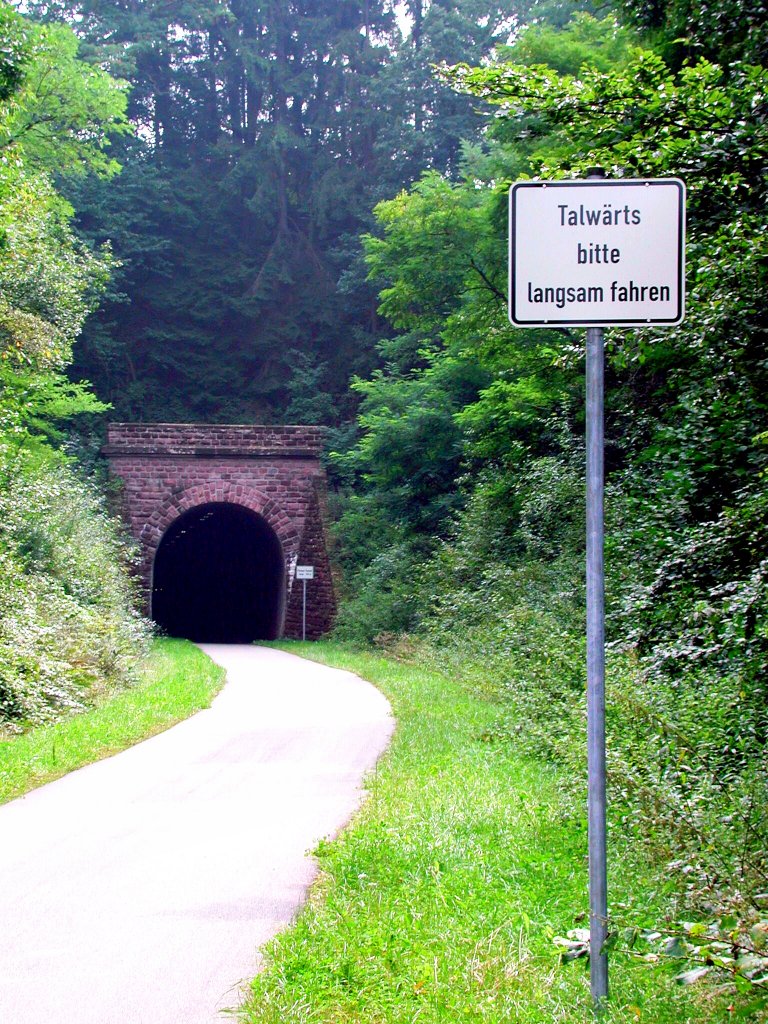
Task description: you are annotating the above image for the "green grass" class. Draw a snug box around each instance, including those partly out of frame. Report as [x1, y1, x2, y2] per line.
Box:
[238, 642, 732, 1024]
[0, 638, 225, 804]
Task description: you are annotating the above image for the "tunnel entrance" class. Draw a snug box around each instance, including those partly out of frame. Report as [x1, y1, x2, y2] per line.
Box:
[151, 502, 284, 643]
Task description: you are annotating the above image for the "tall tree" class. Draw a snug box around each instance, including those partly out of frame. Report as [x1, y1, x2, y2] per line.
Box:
[0, 8, 127, 381]
[32, 0, 397, 421]
[0, 2, 150, 727]
[24, 0, 527, 423]
[375, 0, 529, 185]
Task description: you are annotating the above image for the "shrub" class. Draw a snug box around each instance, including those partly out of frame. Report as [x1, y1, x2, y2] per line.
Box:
[332, 542, 424, 643]
[0, 438, 151, 729]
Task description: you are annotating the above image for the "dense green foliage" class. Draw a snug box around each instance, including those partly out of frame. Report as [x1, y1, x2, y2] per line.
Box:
[20, 0, 532, 422]
[0, 439, 149, 726]
[0, 1, 149, 732]
[329, 0, 768, 998]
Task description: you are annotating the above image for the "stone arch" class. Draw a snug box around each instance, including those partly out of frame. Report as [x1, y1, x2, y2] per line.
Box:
[151, 501, 286, 642]
[139, 481, 300, 568]
[141, 484, 298, 641]
[103, 423, 336, 640]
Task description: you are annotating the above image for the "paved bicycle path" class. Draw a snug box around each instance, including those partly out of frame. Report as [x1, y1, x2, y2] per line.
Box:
[0, 645, 394, 1024]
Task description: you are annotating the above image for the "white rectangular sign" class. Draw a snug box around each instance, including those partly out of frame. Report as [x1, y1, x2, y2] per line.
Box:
[509, 179, 685, 327]
[296, 565, 314, 580]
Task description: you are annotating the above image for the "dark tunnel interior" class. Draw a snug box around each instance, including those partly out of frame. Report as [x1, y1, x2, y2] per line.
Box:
[151, 502, 284, 643]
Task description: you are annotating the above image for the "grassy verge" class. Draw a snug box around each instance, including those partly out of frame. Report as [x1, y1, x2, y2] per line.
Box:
[0, 638, 225, 804]
[239, 641, 732, 1024]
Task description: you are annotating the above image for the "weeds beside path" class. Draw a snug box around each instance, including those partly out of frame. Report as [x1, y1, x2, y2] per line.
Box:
[0, 638, 225, 804]
[239, 641, 730, 1024]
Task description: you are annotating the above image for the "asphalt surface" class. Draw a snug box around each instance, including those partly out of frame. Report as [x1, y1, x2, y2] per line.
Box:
[0, 644, 394, 1024]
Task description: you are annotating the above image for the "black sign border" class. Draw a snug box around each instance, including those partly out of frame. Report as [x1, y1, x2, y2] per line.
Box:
[509, 179, 686, 328]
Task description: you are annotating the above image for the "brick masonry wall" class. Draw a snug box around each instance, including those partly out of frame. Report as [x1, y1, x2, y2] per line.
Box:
[104, 423, 326, 457]
[105, 423, 336, 639]
[283, 478, 336, 640]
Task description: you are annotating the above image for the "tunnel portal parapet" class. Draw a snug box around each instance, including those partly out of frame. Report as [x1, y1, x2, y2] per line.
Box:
[104, 423, 336, 640]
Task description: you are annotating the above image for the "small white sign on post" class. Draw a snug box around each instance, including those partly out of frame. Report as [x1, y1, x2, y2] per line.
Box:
[509, 178, 685, 327]
[296, 566, 314, 641]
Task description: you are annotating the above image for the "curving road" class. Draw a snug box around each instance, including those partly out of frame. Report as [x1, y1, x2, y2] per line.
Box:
[0, 645, 394, 1024]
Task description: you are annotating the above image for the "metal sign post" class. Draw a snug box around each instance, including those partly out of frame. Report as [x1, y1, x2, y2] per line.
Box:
[586, 323, 608, 1008]
[508, 172, 685, 1013]
[295, 565, 314, 641]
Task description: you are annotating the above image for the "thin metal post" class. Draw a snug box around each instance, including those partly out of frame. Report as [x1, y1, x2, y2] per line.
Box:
[302, 578, 307, 642]
[586, 323, 608, 1010]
